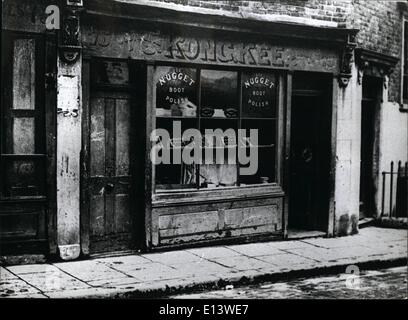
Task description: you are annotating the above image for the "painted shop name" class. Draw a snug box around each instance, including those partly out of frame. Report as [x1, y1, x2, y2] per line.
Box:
[84, 30, 289, 67]
[157, 39, 287, 67]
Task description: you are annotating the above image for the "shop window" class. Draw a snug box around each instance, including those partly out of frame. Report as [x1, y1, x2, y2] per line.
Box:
[153, 66, 279, 191]
[0, 35, 46, 198]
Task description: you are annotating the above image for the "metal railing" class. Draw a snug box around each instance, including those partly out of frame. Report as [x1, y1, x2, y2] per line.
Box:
[381, 161, 408, 218]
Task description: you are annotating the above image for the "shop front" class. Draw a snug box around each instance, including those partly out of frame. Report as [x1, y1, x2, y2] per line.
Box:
[77, 2, 355, 255]
[1, 0, 361, 260]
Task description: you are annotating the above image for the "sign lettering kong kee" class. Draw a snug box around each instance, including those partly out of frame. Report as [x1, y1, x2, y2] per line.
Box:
[83, 27, 339, 72]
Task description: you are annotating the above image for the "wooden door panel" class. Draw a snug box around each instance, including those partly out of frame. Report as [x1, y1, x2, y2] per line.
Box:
[0, 32, 54, 254]
[90, 97, 106, 176]
[88, 93, 134, 253]
[115, 194, 131, 233]
[115, 99, 130, 176]
[90, 194, 105, 237]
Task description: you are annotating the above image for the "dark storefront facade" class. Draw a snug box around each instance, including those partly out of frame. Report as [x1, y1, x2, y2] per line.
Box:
[1, 0, 405, 262]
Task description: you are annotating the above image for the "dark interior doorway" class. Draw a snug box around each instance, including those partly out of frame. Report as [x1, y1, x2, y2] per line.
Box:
[359, 76, 382, 219]
[289, 72, 332, 232]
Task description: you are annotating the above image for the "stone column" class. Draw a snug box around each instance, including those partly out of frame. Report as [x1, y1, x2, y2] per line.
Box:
[56, 1, 83, 260]
[334, 64, 362, 236]
[333, 33, 361, 236]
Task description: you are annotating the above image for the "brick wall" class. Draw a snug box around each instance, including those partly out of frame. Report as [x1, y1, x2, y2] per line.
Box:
[147, 0, 352, 26]
[144, 0, 404, 103]
[352, 0, 405, 102]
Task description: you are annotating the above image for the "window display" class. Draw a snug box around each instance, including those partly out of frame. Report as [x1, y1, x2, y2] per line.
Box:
[153, 66, 278, 191]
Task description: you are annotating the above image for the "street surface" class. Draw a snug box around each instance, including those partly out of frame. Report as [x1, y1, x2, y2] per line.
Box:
[1, 227, 406, 298]
[170, 266, 408, 299]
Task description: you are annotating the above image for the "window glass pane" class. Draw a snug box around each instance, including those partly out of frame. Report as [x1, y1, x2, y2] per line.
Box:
[93, 60, 129, 86]
[239, 147, 276, 185]
[242, 119, 276, 147]
[12, 117, 35, 154]
[201, 70, 238, 118]
[154, 118, 198, 189]
[152, 67, 279, 191]
[154, 66, 198, 190]
[12, 39, 35, 110]
[242, 72, 277, 118]
[200, 70, 238, 188]
[155, 67, 197, 117]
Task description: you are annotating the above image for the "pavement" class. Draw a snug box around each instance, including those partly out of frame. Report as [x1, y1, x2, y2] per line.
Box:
[0, 227, 407, 299]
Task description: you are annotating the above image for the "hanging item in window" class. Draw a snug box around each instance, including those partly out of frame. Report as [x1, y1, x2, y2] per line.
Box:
[200, 69, 238, 118]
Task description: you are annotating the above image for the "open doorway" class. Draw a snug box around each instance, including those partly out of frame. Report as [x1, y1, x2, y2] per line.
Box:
[359, 76, 382, 219]
[288, 72, 332, 236]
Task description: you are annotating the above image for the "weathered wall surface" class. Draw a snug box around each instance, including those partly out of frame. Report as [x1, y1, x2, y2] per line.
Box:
[352, 1, 407, 217]
[377, 101, 408, 216]
[335, 65, 361, 236]
[56, 58, 82, 260]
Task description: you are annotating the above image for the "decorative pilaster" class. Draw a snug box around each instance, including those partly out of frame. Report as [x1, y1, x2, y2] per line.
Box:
[56, 0, 83, 261]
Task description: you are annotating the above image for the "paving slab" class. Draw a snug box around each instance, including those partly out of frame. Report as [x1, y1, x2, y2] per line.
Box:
[170, 260, 233, 276]
[17, 270, 91, 293]
[226, 242, 283, 257]
[54, 260, 127, 282]
[0, 278, 44, 298]
[115, 262, 180, 282]
[267, 240, 316, 250]
[142, 251, 203, 265]
[187, 246, 241, 259]
[210, 255, 274, 271]
[97, 254, 152, 266]
[0, 267, 18, 280]
[88, 276, 141, 288]
[6, 264, 58, 275]
[257, 253, 318, 266]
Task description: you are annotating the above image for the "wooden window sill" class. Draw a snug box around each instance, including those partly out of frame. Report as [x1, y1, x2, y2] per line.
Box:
[152, 183, 285, 206]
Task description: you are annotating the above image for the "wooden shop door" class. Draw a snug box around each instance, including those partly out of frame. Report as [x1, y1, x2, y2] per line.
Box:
[88, 91, 136, 253]
[83, 60, 146, 255]
[289, 73, 332, 232]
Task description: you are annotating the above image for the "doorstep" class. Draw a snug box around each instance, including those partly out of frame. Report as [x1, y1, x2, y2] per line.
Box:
[286, 229, 327, 240]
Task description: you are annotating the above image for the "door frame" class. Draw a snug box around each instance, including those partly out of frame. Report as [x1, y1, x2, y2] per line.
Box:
[80, 56, 147, 256]
[359, 75, 383, 218]
[0, 30, 57, 256]
[283, 72, 338, 237]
